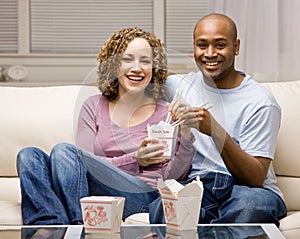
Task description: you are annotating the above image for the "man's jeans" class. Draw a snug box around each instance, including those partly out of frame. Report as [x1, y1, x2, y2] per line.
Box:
[149, 172, 287, 227]
[17, 142, 159, 225]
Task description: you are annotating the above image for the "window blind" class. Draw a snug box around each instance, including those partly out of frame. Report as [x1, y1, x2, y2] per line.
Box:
[166, 0, 209, 54]
[0, 0, 18, 53]
[30, 0, 153, 54]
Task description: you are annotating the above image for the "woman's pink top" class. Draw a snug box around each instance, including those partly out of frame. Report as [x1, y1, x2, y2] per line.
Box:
[76, 94, 195, 188]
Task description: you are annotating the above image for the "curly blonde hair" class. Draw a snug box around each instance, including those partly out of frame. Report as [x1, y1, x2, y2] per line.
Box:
[97, 27, 168, 101]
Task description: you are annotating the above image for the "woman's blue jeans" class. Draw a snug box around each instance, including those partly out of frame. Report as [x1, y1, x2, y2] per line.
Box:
[16, 142, 159, 225]
[149, 172, 287, 227]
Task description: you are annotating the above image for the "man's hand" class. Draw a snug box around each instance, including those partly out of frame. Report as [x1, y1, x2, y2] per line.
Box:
[169, 101, 214, 136]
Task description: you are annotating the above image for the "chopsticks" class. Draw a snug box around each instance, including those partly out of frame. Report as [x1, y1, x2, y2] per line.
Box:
[165, 88, 183, 124]
[200, 101, 213, 110]
[170, 102, 213, 128]
[165, 88, 213, 128]
[171, 119, 185, 128]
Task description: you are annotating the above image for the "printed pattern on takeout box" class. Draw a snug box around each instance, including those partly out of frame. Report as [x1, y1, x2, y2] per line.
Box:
[82, 201, 112, 231]
[80, 196, 125, 234]
[147, 121, 178, 160]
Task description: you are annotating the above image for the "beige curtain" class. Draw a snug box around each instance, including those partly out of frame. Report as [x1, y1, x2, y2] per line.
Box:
[209, 0, 300, 82]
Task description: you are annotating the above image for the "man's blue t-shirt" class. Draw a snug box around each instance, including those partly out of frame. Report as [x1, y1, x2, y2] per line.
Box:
[165, 71, 283, 198]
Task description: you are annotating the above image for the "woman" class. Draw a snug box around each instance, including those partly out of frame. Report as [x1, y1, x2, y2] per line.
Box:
[17, 27, 194, 225]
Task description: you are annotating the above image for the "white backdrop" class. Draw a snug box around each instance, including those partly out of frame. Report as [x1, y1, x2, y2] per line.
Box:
[210, 0, 300, 82]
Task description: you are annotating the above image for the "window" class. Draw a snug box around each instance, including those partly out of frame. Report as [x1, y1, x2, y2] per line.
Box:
[0, 0, 18, 53]
[0, 0, 209, 83]
[166, 0, 209, 54]
[30, 0, 153, 54]
[0, 0, 209, 55]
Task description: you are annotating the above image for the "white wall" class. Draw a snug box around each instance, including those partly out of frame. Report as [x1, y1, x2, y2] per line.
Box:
[0, 56, 198, 86]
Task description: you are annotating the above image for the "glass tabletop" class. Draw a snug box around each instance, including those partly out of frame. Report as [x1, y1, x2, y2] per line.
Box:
[121, 224, 284, 239]
[0, 224, 284, 239]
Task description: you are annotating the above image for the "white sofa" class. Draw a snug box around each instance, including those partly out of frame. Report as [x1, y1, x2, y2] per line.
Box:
[0, 81, 299, 238]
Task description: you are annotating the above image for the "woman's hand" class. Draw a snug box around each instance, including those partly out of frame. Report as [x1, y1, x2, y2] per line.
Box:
[136, 138, 166, 166]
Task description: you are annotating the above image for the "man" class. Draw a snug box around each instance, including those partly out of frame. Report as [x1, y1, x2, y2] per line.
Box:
[150, 13, 287, 227]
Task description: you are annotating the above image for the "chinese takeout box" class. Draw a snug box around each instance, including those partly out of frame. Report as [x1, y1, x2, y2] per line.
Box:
[80, 196, 125, 234]
[157, 177, 203, 230]
[147, 121, 178, 160]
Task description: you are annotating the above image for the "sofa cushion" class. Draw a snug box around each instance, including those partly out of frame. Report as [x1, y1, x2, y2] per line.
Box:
[279, 212, 300, 239]
[0, 85, 99, 177]
[262, 80, 300, 178]
[0, 178, 20, 202]
[0, 201, 22, 225]
[276, 176, 300, 211]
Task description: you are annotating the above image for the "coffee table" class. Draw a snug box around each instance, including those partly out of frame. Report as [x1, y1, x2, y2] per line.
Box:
[0, 223, 284, 239]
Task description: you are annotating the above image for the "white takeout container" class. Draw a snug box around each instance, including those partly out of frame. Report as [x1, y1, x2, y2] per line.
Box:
[80, 196, 125, 234]
[157, 177, 203, 230]
[147, 121, 179, 160]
